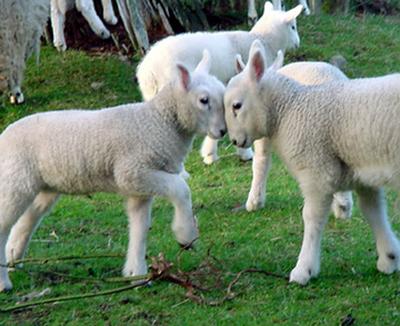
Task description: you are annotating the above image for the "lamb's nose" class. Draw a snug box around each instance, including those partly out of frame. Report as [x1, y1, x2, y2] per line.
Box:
[220, 129, 226, 137]
[232, 139, 237, 146]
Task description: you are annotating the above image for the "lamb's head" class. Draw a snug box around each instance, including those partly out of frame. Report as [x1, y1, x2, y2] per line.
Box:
[250, 1, 303, 51]
[174, 50, 226, 139]
[224, 40, 283, 148]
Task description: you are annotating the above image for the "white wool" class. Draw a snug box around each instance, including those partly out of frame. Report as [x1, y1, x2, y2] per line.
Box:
[246, 60, 353, 219]
[0, 0, 49, 104]
[0, 52, 226, 292]
[224, 40, 400, 285]
[51, 0, 118, 52]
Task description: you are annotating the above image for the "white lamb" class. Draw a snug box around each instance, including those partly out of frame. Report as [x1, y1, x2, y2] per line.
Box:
[136, 1, 303, 164]
[51, 0, 118, 52]
[224, 40, 400, 285]
[0, 50, 226, 292]
[0, 0, 49, 104]
[235, 55, 354, 219]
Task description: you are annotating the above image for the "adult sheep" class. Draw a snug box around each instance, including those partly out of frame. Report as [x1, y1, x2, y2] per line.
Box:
[136, 1, 303, 164]
[224, 40, 400, 285]
[235, 55, 354, 219]
[0, 0, 49, 104]
[0, 50, 226, 292]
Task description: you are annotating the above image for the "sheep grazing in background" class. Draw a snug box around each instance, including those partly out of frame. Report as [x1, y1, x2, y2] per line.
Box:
[0, 0, 49, 105]
[51, 0, 118, 52]
[224, 40, 400, 285]
[137, 1, 303, 165]
[235, 56, 353, 219]
[0, 50, 226, 292]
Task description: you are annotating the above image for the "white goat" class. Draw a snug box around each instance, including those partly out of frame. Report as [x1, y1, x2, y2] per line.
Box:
[235, 57, 353, 219]
[137, 1, 303, 165]
[51, 0, 118, 52]
[224, 40, 400, 285]
[0, 51, 226, 292]
[0, 0, 49, 104]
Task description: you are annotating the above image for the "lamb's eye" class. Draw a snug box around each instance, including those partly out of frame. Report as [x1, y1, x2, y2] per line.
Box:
[232, 102, 242, 110]
[200, 97, 209, 105]
[291, 25, 296, 31]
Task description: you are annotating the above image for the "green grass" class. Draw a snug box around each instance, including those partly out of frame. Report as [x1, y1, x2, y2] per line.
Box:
[1, 14, 400, 325]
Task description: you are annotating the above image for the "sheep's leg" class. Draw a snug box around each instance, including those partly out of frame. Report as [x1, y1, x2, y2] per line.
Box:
[356, 187, 400, 274]
[299, 0, 311, 15]
[331, 191, 353, 219]
[6, 192, 60, 267]
[101, 0, 118, 25]
[236, 146, 253, 161]
[289, 189, 332, 285]
[246, 137, 272, 211]
[76, 0, 111, 39]
[0, 192, 36, 292]
[200, 136, 219, 165]
[51, 0, 67, 51]
[123, 197, 153, 278]
[145, 171, 198, 247]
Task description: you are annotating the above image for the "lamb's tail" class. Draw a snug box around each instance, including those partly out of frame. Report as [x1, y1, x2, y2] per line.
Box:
[136, 61, 159, 101]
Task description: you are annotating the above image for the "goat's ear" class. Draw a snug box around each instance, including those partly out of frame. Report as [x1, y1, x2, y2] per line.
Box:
[195, 49, 211, 74]
[249, 49, 265, 83]
[269, 50, 284, 71]
[235, 54, 245, 73]
[177, 64, 191, 91]
[285, 4, 303, 23]
[263, 1, 274, 14]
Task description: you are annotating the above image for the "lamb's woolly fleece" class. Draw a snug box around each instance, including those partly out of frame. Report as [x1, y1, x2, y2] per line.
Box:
[0, 55, 226, 291]
[136, 1, 303, 100]
[245, 60, 353, 219]
[0, 0, 49, 103]
[224, 42, 400, 285]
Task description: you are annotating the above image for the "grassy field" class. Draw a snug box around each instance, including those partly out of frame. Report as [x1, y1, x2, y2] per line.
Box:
[1, 13, 400, 325]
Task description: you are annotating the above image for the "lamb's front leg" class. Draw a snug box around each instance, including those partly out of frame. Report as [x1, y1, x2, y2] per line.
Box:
[200, 136, 219, 165]
[124, 197, 153, 278]
[289, 189, 332, 285]
[50, 1, 67, 51]
[357, 187, 400, 274]
[147, 171, 198, 247]
[246, 137, 272, 211]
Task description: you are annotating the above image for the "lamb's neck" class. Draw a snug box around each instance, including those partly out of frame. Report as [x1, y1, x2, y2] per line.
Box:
[261, 73, 304, 138]
[249, 30, 285, 56]
[150, 86, 195, 149]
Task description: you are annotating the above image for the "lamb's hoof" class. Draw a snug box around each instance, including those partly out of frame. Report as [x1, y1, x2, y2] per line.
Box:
[178, 242, 195, 251]
[289, 265, 318, 285]
[237, 148, 253, 161]
[9, 93, 24, 105]
[202, 154, 218, 165]
[377, 252, 400, 274]
[54, 42, 67, 52]
[106, 16, 118, 25]
[245, 196, 265, 212]
[0, 279, 13, 292]
[99, 29, 111, 39]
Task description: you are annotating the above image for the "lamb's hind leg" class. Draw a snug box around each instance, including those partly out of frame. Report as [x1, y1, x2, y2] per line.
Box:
[0, 191, 36, 291]
[6, 191, 60, 267]
[331, 191, 353, 219]
[76, 0, 111, 39]
[356, 187, 400, 274]
[123, 197, 153, 279]
[101, 0, 118, 25]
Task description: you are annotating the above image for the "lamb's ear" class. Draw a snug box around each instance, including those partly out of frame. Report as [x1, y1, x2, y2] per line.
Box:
[177, 64, 191, 91]
[263, 1, 274, 14]
[249, 49, 265, 83]
[195, 49, 211, 74]
[284, 4, 303, 23]
[235, 54, 245, 73]
[269, 50, 284, 71]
